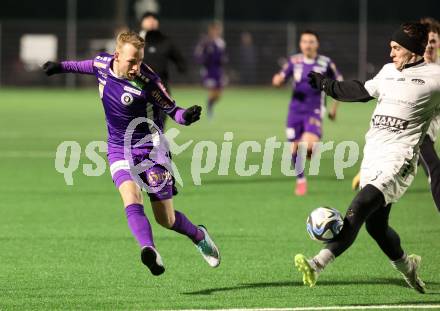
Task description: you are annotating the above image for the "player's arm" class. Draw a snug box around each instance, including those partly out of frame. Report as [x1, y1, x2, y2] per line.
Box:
[326, 61, 343, 120]
[42, 60, 94, 76]
[308, 71, 374, 102]
[145, 79, 201, 125]
[272, 59, 293, 87]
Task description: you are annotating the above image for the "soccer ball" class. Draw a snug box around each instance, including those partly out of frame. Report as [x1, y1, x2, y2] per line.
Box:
[306, 207, 344, 242]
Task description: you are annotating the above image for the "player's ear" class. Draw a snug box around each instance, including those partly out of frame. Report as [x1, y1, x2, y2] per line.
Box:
[114, 51, 120, 62]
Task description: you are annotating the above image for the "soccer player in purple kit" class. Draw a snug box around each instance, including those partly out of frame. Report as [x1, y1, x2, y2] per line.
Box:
[272, 30, 343, 196]
[194, 22, 227, 118]
[42, 31, 220, 276]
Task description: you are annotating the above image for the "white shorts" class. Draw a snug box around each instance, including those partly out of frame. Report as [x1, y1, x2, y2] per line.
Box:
[359, 145, 418, 205]
[427, 114, 440, 142]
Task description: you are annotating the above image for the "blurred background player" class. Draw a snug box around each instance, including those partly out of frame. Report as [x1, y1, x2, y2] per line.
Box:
[139, 11, 187, 127]
[194, 22, 227, 119]
[419, 17, 440, 212]
[42, 31, 220, 276]
[295, 22, 439, 293]
[272, 30, 342, 196]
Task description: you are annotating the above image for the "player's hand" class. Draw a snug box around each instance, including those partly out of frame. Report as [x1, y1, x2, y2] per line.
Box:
[328, 109, 337, 121]
[42, 61, 62, 76]
[272, 74, 284, 87]
[183, 105, 202, 125]
[307, 71, 326, 90]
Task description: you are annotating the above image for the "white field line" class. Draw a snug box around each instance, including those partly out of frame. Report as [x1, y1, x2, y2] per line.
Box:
[0, 151, 56, 158]
[167, 305, 440, 311]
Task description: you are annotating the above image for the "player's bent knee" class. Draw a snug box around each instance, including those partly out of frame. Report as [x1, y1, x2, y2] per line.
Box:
[119, 181, 143, 206]
[154, 214, 175, 228]
[151, 199, 176, 228]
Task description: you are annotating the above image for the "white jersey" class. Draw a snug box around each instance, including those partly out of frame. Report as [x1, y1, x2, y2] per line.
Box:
[360, 61, 440, 204]
[364, 62, 440, 153]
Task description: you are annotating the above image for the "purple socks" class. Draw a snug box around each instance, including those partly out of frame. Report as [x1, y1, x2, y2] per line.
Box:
[171, 210, 205, 244]
[125, 204, 154, 248]
[125, 204, 204, 247]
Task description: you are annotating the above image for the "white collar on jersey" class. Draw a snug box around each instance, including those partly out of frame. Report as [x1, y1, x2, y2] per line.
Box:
[303, 56, 316, 64]
[108, 66, 120, 78]
[401, 58, 425, 70]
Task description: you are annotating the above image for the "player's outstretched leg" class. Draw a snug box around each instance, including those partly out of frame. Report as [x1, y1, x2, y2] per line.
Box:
[294, 254, 318, 287]
[152, 200, 220, 267]
[125, 203, 165, 276]
[195, 225, 221, 267]
[171, 211, 220, 267]
[365, 204, 425, 293]
[392, 254, 426, 293]
[295, 185, 385, 286]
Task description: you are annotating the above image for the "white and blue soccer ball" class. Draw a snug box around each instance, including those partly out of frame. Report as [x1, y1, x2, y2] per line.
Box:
[306, 207, 344, 242]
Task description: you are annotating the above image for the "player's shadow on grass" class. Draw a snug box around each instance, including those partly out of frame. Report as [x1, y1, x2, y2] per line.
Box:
[183, 278, 440, 295]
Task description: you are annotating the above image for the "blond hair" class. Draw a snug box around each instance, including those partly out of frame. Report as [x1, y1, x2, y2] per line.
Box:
[116, 31, 145, 51]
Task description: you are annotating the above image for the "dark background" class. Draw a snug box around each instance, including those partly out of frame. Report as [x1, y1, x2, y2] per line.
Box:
[2, 0, 438, 23]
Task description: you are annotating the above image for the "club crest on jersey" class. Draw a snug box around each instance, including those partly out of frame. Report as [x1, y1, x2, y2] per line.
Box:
[121, 92, 134, 105]
[411, 78, 425, 85]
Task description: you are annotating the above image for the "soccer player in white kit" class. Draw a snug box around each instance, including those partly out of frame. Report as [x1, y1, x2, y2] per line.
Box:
[294, 22, 440, 293]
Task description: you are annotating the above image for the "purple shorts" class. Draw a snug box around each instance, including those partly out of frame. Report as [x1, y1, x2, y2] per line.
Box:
[286, 111, 322, 142]
[203, 76, 224, 89]
[107, 145, 178, 202]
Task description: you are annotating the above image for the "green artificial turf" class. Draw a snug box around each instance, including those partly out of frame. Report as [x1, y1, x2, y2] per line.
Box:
[0, 87, 439, 310]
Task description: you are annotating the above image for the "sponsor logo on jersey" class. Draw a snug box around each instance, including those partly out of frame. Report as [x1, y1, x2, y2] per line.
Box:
[411, 78, 425, 85]
[150, 89, 174, 110]
[120, 92, 134, 105]
[93, 61, 107, 69]
[96, 55, 111, 62]
[372, 114, 409, 130]
[397, 78, 405, 81]
[123, 85, 142, 96]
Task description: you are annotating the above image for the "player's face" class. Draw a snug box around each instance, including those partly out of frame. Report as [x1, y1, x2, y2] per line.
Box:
[115, 43, 144, 80]
[389, 41, 414, 70]
[209, 25, 222, 39]
[299, 34, 319, 58]
[141, 17, 159, 31]
[424, 31, 439, 63]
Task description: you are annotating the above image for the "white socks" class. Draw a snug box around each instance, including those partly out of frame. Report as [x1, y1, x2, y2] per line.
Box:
[311, 249, 335, 273]
[391, 253, 409, 273]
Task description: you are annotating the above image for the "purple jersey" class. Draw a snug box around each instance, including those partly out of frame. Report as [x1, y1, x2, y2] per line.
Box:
[60, 53, 186, 147]
[281, 54, 342, 114]
[194, 38, 226, 82]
